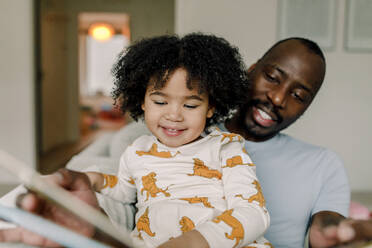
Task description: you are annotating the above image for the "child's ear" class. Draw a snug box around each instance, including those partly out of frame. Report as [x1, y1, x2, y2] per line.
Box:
[141, 102, 145, 111]
[207, 106, 215, 118]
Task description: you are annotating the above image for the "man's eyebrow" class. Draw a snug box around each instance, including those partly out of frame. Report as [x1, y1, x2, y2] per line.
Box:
[274, 65, 285, 76]
[298, 83, 313, 94]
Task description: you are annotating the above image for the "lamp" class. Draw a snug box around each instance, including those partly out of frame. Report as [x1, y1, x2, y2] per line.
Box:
[88, 23, 115, 41]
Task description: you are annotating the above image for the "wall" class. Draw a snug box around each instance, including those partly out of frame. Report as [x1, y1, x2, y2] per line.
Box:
[176, 0, 277, 66]
[40, 0, 175, 152]
[40, 0, 71, 152]
[0, 0, 36, 182]
[288, 2, 372, 192]
[176, 0, 372, 191]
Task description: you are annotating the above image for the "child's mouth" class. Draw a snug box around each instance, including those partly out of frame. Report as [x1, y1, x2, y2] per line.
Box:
[161, 127, 185, 137]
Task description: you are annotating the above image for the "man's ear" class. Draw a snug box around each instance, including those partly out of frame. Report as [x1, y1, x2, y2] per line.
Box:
[247, 63, 257, 74]
[207, 106, 215, 118]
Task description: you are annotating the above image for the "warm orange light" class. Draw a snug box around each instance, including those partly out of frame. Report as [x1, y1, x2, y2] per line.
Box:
[88, 23, 114, 41]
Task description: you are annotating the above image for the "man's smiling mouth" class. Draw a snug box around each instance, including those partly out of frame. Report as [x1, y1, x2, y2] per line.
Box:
[252, 107, 277, 127]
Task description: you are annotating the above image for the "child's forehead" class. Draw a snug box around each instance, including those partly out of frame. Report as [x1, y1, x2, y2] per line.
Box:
[146, 81, 206, 97]
[147, 69, 206, 95]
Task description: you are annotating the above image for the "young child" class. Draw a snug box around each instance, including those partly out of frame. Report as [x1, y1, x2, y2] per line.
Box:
[86, 33, 271, 248]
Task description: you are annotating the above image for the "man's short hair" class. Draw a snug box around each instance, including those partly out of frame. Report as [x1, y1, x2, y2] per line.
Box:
[262, 37, 325, 63]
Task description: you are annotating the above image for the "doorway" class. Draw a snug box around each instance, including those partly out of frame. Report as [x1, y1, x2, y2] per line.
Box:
[78, 12, 130, 141]
[36, 0, 175, 173]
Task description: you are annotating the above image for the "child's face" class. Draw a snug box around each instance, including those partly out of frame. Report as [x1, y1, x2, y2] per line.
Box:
[141, 68, 214, 148]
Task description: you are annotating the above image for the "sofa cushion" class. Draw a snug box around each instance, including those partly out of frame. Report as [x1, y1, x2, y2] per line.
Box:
[78, 132, 115, 157]
[66, 156, 120, 173]
[109, 121, 151, 159]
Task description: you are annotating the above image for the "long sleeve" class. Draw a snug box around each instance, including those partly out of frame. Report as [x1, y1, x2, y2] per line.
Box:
[100, 147, 137, 204]
[196, 134, 270, 248]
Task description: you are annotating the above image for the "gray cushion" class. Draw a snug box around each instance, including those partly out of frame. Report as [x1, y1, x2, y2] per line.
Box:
[109, 121, 151, 159]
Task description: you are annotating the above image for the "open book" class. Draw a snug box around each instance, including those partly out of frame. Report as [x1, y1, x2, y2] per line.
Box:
[0, 150, 133, 248]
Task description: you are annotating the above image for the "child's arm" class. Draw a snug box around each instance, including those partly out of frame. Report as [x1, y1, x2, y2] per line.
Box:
[85, 148, 137, 204]
[194, 135, 270, 247]
[157, 230, 209, 248]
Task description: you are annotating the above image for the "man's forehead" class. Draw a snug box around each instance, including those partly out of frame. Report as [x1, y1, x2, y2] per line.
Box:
[264, 40, 309, 62]
[261, 41, 325, 90]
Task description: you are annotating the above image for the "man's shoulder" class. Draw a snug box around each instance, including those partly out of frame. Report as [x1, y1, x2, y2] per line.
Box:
[279, 133, 323, 150]
[278, 133, 343, 167]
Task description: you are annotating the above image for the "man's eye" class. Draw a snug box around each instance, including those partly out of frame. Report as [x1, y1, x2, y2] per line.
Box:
[184, 104, 197, 109]
[265, 73, 278, 83]
[292, 92, 304, 103]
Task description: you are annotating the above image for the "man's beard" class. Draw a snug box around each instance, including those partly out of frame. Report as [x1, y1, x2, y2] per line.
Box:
[237, 100, 283, 139]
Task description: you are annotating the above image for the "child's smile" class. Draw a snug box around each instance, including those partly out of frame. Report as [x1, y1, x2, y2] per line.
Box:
[141, 68, 214, 148]
[161, 126, 186, 137]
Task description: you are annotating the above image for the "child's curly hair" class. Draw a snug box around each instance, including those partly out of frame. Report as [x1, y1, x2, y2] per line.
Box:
[112, 33, 249, 128]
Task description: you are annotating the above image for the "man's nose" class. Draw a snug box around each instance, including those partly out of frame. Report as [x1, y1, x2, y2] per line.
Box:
[267, 85, 287, 109]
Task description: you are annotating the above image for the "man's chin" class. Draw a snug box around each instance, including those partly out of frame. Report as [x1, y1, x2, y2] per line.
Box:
[248, 129, 274, 139]
[243, 121, 279, 141]
[245, 116, 274, 132]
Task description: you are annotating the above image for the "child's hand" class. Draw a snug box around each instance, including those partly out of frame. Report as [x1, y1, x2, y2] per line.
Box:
[85, 171, 105, 192]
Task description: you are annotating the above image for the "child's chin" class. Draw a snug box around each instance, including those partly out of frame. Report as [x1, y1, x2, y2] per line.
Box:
[162, 141, 183, 148]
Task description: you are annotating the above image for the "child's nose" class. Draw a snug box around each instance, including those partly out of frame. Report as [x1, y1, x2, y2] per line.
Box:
[165, 106, 183, 122]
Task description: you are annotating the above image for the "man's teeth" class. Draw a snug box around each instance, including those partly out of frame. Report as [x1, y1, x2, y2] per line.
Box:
[257, 109, 272, 120]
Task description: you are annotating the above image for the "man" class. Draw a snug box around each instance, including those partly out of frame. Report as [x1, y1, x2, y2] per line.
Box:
[222, 38, 351, 247]
[1, 38, 371, 247]
[223, 37, 371, 247]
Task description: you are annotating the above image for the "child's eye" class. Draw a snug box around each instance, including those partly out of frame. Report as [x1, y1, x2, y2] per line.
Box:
[184, 104, 198, 109]
[154, 101, 166, 105]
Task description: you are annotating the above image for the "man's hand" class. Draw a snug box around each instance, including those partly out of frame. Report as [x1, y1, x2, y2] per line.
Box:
[157, 230, 209, 248]
[0, 168, 98, 247]
[309, 211, 372, 248]
[335, 219, 372, 243]
[309, 211, 346, 247]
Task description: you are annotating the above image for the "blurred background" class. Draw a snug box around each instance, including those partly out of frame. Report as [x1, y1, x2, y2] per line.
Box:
[0, 0, 371, 203]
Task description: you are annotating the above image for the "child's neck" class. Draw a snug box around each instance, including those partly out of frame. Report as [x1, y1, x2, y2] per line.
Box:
[156, 135, 205, 148]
